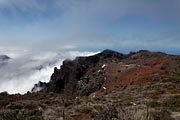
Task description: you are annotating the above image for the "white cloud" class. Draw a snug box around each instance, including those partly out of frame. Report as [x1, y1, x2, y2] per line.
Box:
[0, 46, 27, 58]
[0, 48, 98, 94]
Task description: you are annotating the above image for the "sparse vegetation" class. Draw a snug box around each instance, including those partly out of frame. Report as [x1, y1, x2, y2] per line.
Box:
[26, 116, 41, 120]
[150, 109, 173, 120]
[0, 100, 10, 106]
[161, 95, 180, 112]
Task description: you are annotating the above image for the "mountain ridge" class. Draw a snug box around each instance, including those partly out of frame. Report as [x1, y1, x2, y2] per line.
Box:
[38, 49, 180, 97]
[1, 49, 180, 120]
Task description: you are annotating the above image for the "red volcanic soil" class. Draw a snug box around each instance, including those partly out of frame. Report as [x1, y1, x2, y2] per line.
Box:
[100, 55, 171, 93]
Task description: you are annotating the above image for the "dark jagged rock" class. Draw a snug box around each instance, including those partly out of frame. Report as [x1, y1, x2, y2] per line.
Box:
[41, 50, 126, 96]
[99, 49, 125, 59]
[31, 81, 47, 93]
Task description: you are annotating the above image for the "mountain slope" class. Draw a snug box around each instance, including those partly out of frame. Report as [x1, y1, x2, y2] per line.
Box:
[0, 50, 180, 120]
[41, 50, 180, 97]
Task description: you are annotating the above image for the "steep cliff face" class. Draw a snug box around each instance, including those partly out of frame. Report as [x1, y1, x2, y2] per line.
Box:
[41, 49, 126, 95]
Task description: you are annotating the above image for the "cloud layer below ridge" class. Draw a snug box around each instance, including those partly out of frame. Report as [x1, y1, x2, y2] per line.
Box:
[0, 48, 98, 94]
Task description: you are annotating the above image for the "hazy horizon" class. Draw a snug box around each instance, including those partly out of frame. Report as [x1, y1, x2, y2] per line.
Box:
[0, 0, 179, 54]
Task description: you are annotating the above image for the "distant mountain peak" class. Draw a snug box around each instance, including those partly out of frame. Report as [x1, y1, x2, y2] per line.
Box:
[0, 55, 10, 61]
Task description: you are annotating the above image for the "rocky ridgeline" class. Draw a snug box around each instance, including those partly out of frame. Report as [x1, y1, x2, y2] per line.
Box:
[40, 49, 126, 96]
[37, 49, 180, 97]
[1, 50, 180, 120]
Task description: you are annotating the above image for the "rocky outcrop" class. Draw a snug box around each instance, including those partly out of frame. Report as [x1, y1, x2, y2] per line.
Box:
[31, 81, 47, 93]
[41, 49, 126, 96]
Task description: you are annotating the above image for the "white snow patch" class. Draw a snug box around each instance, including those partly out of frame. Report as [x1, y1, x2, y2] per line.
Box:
[103, 86, 107, 90]
[130, 102, 137, 106]
[102, 64, 107, 69]
[93, 93, 96, 98]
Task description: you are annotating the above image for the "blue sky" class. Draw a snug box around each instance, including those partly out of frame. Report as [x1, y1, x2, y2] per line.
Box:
[0, 0, 180, 54]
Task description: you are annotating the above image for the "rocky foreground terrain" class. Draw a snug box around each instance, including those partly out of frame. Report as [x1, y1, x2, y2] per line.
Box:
[0, 49, 180, 120]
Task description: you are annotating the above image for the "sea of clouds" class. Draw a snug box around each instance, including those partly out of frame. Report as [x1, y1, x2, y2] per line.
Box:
[0, 47, 98, 94]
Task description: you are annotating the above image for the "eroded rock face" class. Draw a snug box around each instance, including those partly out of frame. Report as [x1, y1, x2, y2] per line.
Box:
[41, 49, 126, 96]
